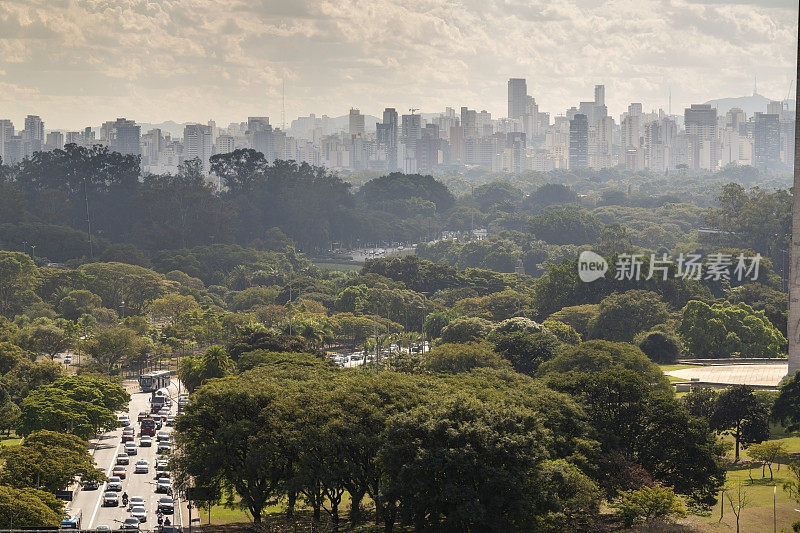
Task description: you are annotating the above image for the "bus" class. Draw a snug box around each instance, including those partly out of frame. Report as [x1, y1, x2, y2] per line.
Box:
[60, 510, 82, 529]
[139, 370, 171, 392]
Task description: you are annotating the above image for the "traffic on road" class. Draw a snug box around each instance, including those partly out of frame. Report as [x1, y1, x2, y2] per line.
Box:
[64, 379, 192, 531]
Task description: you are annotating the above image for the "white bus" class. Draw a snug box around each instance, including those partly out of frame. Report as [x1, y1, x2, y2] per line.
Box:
[139, 370, 171, 392]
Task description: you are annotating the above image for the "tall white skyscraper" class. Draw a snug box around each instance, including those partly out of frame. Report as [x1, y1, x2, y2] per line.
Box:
[184, 123, 213, 172]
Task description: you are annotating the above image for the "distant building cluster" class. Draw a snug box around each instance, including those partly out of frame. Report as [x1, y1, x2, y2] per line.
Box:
[0, 80, 794, 177]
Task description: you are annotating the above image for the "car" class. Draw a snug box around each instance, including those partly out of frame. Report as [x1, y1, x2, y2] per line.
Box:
[137, 411, 150, 422]
[82, 478, 100, 490]
[112, 465, 127, 479]
[130, 505, 147, 522]
[95, 526, 111, 532]
[116, 453, 130, 465]
[166, 415, 175, 426]
[124, 442, 138, 455]
[156, 430, 170, 442]
[102, 491, 119, 506]
[127, 496, 145, 511]
[155, 477, 171, 494]
[157, 496, 175, 513]
[157, 442, 171, 454]
[139, 436, 152, 447]
[121, 432, 134, 443]
[119, 517, 140, 530]
[63, 356, 72, 364]
[134, 459, 149, 473]
[117, 414, 130, 427]
[106, 476, 122, 491]
[160, 527, 181, 533]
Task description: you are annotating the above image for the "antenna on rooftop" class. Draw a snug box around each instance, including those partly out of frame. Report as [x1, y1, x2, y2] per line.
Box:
[409, 108, 419, 115]
[282, 79, 286, 131]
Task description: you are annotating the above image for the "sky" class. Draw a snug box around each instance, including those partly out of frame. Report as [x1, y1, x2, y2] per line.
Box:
[0, 0, 797, 130]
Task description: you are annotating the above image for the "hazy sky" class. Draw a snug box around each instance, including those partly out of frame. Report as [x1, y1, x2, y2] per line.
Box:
[0, 0, 797, 129]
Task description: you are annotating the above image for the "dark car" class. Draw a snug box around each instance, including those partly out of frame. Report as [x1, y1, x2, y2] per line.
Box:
[157, 496, 175, 513]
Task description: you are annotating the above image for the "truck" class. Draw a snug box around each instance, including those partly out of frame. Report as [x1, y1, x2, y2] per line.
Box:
[140, 417, 156, 436]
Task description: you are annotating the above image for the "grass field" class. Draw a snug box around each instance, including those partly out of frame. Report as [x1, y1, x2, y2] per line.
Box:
[312, 261, 362, 272]
[0, 435, 21, 447]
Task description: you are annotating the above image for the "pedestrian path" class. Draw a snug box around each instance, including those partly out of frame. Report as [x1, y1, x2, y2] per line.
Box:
[667, 363, 787, 387]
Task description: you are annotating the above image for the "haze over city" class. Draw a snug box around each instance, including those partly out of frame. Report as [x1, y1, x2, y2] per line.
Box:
[0, 0, 798, 128]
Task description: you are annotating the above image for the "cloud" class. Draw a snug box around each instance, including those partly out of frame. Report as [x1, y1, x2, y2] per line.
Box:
[0, 0, 795, 129]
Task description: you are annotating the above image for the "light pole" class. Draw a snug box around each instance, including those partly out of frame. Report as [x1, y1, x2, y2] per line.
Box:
[773, 485, 777, 533]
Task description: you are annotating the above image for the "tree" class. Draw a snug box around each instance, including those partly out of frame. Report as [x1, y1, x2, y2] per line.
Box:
[379, 393, 549, 532]
[439, 317, 492, 344]
[83, 327, 144, 374]
[422, 342, 510, 374]
[636, 330, 682, 364]
[710, 385, 770, 461]
[0, 430, 106, 492]
[588, 290, 669, 342]
[725, 483, 751, 533]
[26, 323, 71, 360]
[177, 345, 236, 392]
[542, 319, 581, 345]
[18, 376, 129, 440]
[612, 485, 687, 528]
[523, 183, 578, 213]
[58, 290, 102, 321]
[0, 485, 63, 527]
[678, 300, 786, 359]
[526, 207, 601, 245]
[489, 327, 560, 376]
[172, 374, 290, 523]
[748, 441, 784, 480]
[147, 293, 199, 324]
[772, 370, 800, 431]
[0, 251, 39, 317]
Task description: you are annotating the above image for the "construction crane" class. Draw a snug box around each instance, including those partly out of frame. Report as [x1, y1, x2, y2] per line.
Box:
[786, 80, 794, 111]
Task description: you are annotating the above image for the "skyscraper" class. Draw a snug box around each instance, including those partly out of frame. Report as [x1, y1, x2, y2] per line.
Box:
[569, 114, 588, 169]
[24, 115, 44, 142]
[0, 119, 13, 164]
[378, 108, 398, 171]
[508, 78, 527, 120]
[684, 104, 718, 171]
[348, 108, 365, 137]
[110, 118, 141, 156]
[184, 123, 213, 172]
[594, 85, 605, 107]
[401, 113, 422, 173]
[753, 112, 781, 168]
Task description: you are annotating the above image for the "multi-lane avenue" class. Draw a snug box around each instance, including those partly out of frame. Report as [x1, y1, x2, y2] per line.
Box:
[65, 380, 192, 531]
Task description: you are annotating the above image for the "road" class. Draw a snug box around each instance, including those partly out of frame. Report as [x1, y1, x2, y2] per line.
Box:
[66, 379, 192, 531]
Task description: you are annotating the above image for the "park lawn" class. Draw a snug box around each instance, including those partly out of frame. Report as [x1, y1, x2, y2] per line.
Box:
[205, 492, 359, 525]
[660, 364, 697, 373]
[0, 436, 21, 447]
[312, 261, 361, 273]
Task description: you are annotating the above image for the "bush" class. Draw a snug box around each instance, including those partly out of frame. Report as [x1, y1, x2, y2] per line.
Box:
[636, 331, 682, 364]
[612, 485, 687, 527]
[439, 317, 493, 344]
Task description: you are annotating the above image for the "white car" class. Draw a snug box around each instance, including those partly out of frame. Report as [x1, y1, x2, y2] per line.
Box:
[130, 505, 147, 522]
[156, 431, 170, 442]
[127, 496, 145, 511]
[117, 414, 130, 426]
[124, 442, 137, 455]
[116, 453, 129, 465]
[106, 476, 122, 491]
[134, 459, 149, 473]
[139, 436, 152, 447]
[102, 491, 119, 506]
[95, 526, 111, 532]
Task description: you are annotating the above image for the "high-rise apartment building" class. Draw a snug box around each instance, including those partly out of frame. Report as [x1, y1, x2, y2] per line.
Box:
[110, 118, 141, 156]
[569, 114, 588, 169]
[753, 112, 780, 168]
[24, 115, 44, 142]
[508, 78, 527, 120]
[184, 123, 213, 172]
[401, 113, 422, 173]
[216, 134, 235, 155]
[684, 104, 718, 171]
[377, 108, 398, 171]
[349, 108, 365, 137]
[0, 119, 13, 163]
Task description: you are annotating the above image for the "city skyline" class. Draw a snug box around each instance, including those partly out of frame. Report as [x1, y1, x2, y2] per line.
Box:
[0, 0, 797, 129]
